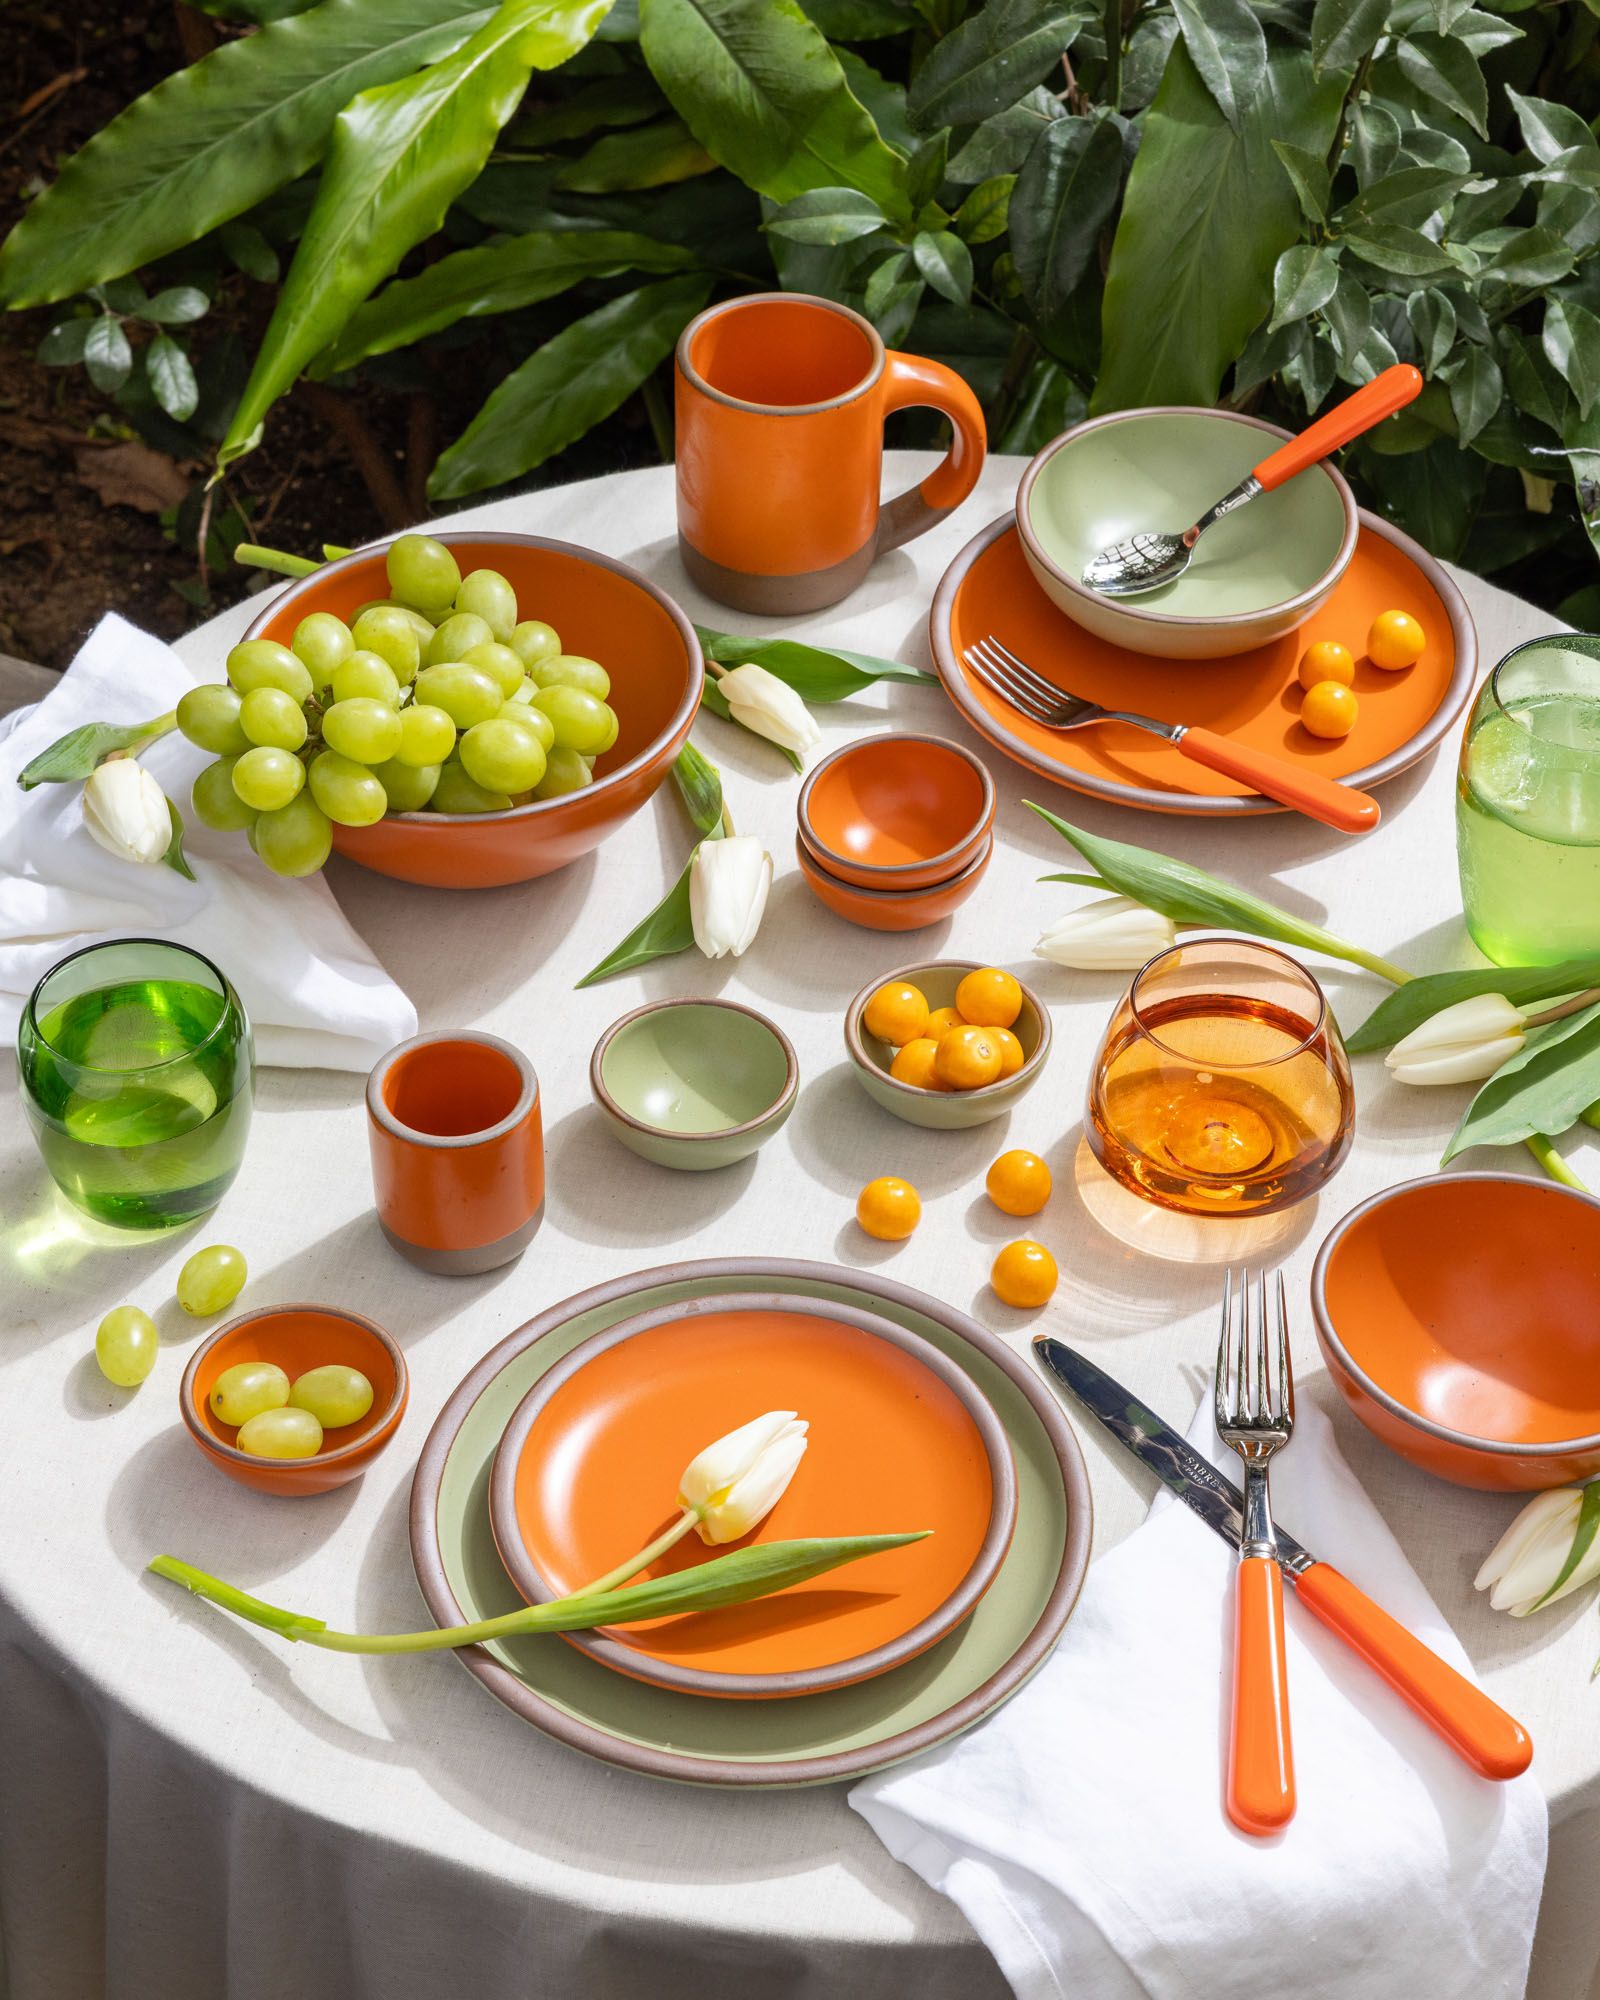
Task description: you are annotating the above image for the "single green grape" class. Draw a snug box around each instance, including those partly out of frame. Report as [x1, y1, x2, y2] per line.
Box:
[239, 685, 309, 752]
[426, 611, 494, 668]
[412, 664, 502, 730]
[531, 684, 615, 756]
[231, 745, 306, 812]
[395, 703, 456, 767]
[237, 1406, 323, 1460]
[533, 653, 611, 701]
[177, 1242, 248, 1316]
[291, 612, 354, 689]
[504, 679, 535, 705]
[210, 1359, 289, 1427]
[461, 641, 527, 698]
[253, 793, 334, 876]
[431, 758, 512, 815]
[532, 746, 596, 798]
[330, 650, 401, 708]
[350, 606, 421, 683]
[289, 1364, 374, 1430]
[453, 567, 517, 641]
[309, 751, 388, 827]
[95, 1305, 158, 1388]
[177, 683, 249, 755]
[504, 698, 556, 749]
[322, 697, 402, 765]
[459, 718, 548, 795]
[509, 619, 561, 671]
[373, 758, 440, 812]
[192, 757, 259, 832]
[226, 639, 313, 704]
[386, 533, 461, 618]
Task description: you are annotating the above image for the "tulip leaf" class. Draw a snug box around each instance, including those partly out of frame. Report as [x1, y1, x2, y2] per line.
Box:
[577, 812, 726, 986]
[16, 718, 174, 790]
[162, 798, 198, 882]
[1346, 958, 1600, 1053]
[1442, 1001, 1600, 1164]
[696, 627, 933, 699]
[1532, 1480, 1600, 1613]
[671, 739, 725, 835]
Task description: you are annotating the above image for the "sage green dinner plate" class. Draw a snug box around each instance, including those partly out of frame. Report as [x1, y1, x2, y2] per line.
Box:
[410, 1257, 1093, 1785]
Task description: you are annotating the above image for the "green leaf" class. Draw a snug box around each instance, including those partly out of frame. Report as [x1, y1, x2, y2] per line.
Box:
[671, 739, 725, 835]
[797, 0, 912, 33]
[576, 847, 699, 984]
[430, 271, 711, 498]
[1533, 1482, 1600, 1612]
[1270, 243, 1339, 330]
[696, 627, 932, 698]
[1362, 436, 1483, 559]
[1348, 100, 1401, 185]
[1342, 222, 1457, 277]
[1011, 112, 1124, 346]
[1310, 0, 1388, 75]
[946, 86, 1060, 184]
[83, 315, 132, 393]
[912, 228, 973, 305]
[220, 0, 610, 470]
[1095, 45, 1344, 412]
[1346, 958, 1600, 1054]
[141, 286, 210, 327]
[162, 797, 197, 882]
[953, 173, 1014, 243]
[905, 0, 1091, 133]
[1484, 226, 1575, 291]
[219, 220, 282, 283]
[1338, 165, 1466, 227]
[555, 115, 714, 190]
[146, 334, 200, 421]
[1406, 288, 1455, 371]
[182, 0, 321, 18]
[1545, 297, 1600, 422]
[0, 0, 496, 310]
[1323, 273, 1371, 361]
[1395, 33, 1487, 139]
[1443, 1001, 1600, 1163]
[906, 131, 949, 211]
[17, 718, 174, 789]
[1505, 87, 1599, 167]
[766, 186, 888, 244]
[36, 317, 91, 366]
[1170, 0, 1267, 133]
[639, 0, 910, 219]
[95, 276, 150, 315]
[864, 249, 914, 316]
[836, 50, 913, 160]
[1271, 140, 1331, 224]
[1446, 343, 1503, 445]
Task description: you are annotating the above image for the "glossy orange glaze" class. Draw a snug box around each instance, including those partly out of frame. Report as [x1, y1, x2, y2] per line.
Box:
[794, 831, 991, 932]
[243, 535, 700, 888]
[798, 735, 994, 888]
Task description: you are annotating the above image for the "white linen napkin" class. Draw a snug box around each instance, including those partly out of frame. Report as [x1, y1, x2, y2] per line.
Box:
[0, 615, 416, 1071]
[852, 1394, 1548, 2000]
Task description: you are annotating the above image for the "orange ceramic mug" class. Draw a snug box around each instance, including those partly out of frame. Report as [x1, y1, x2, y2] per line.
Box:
[675, 292, 987, 614]
[366, 1031, 544, 1276]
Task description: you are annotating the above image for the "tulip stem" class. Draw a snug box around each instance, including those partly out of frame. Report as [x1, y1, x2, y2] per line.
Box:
[576, 1506, 702, 1597]
[235, 543, 324, 578]
[1524, 1133, 1587, 1190]
[1526, 988, 1600, 1028]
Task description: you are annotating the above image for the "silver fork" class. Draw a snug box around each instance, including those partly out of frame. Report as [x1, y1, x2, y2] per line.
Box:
[1214, 1269, 1297, 1835]
[960, 634, 1378, 836]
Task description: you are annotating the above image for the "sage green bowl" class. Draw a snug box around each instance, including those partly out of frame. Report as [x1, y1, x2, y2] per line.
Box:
[1016, 407, 1357, 660]
[845, 960, 1052, 1130]
[590, 998, 798, 1171]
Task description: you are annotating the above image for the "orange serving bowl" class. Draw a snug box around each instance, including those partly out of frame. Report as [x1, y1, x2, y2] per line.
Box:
[796, 733, 995, 890]
[794, 829, 992, 932]
[1311, 1173, 1600, 1491]
[242, 533, 702, 889]
[181, 1303, 408, 1496]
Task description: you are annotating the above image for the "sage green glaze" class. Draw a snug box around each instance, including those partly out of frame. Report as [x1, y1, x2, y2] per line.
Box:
[593, 1000, 795, 1170]
[426, 1270, 1073, 1776]
[847, 961, 1050, 1131]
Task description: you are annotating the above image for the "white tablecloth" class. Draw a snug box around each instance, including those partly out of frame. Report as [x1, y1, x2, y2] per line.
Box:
[2, 456, 1596, 2000]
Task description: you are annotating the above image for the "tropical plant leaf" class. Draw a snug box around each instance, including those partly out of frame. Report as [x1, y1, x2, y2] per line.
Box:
[954, 173, 1014, 243]
[555, 115, 715, 190]
[219, 220, 282, 283]
[1271, 140, 1330, 224]
[1170, 0, 1267, 132]
[146, 334, 200, 421]
[506, 74, 663, 143]
[696, 627, 933, 697]
[797, 0, 913, 34]
[1484, 227, 1576, 291]
[1342, 222, 1457, 277]
[183, 0, 320, 18]
[1443, 1001, 1600, 1163]
[17, 718, 175, 790]
[1395, 33, 1487, 139]
[1346, 958, 1600, 1054]
[1447, 344, 1503, 446]
[142, 286, 209, 326]
[1337, 165, 1466, 228]
[220, 0, 611, 469]
[905, 0, 1092, 133]
[1010, 112, 1123, 346]
[1270, 243, 1339, 330]
[1544, 297, 1600, 420]
[1504, 88, 1599, 169]
[83, 316, 132, 393]
[766, 187, 888, 244]
[1310, 0, 1388, 76]
[912, 228, 973, 305]
[1407, 288, 1456, 372]
[0, 0, 496, 309]
[430, 271, 710, 497]
[36, 317, 92, 366]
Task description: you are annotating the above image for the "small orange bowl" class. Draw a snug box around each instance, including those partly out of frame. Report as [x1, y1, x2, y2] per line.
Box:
[794, 831, 992, 932]
[242, 533, 701, 889]
[796, 734, 995, 890]
[181, 1303, 408, 1496]
[1311, 1172, 1600, 1491]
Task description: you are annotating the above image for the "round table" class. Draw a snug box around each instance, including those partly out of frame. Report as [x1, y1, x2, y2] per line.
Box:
[2, 456, 1595, 2000]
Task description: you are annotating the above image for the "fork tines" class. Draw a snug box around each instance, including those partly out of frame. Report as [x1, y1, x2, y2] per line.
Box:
[962, 636, 1076, 724]
[1214, 1269, 1294, 1436]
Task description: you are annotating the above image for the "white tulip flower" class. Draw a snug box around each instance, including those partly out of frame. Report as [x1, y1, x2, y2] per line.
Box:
[689, 834, 771, 959]
[1385, 993, 1527, 1085]
[1475, 1485, 1600, 1615]
[1035, 896, 1177, 971]
[679, 1410, 809, 1545]
[82, 757, 171, 866]
[717, 664, 821, 759]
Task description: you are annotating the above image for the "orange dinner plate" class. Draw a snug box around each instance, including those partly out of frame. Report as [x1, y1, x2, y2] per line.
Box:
[488, 1293, 1017, 1697]
[929, 512, 1477, 816]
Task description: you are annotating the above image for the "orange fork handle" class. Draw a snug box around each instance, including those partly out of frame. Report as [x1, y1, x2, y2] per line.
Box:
[1178, 727, 1381, 834]
[1252, 363, 1422, 491]
[1228, 1557, 1295, 1837]
[1293, 1562, 1533, 1781]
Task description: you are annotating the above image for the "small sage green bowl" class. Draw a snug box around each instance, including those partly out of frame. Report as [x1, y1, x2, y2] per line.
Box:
[590, 998, 799, 1170]
[845, 960, 1052, 1131]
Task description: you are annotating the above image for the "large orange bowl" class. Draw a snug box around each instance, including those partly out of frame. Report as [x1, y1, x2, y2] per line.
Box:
[242, 533, 702, 888]
[1311, 1173, 1600, 1491]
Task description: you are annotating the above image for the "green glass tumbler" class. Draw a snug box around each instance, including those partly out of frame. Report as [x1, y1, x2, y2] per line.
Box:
[17, 939, 254, 1230]
[1457, 634, 1600, 967]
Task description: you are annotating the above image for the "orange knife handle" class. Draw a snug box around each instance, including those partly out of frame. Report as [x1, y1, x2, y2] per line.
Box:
[1178, 727, 1381, 834]
[1228, 1557, 1295, 1837]
[1293, 1562, 1533, 1781]
[1252, 364, 1423, 491]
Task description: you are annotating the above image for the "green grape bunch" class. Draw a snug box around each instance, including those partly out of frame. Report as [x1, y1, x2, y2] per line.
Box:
[180, 535, 620, 879]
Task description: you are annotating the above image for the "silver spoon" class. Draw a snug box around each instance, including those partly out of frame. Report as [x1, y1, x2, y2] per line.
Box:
[1083, 364, 1422, 599]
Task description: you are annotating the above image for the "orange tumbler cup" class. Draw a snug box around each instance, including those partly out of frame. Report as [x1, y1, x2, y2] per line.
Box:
[674, 292, 987, 614]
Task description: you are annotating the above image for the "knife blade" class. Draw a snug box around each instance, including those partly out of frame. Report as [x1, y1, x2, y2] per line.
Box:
[1032, 1334, 1535, 1783]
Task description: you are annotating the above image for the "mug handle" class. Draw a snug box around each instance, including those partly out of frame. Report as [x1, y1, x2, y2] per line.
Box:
[875, 352, 987, 553]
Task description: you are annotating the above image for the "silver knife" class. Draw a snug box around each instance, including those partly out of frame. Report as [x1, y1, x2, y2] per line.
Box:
[1033, 1335, 1534, 1782]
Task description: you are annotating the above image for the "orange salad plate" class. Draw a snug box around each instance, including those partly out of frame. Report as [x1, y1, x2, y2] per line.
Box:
[929, 512, 1477, 816]
[488, 1294, 1017, 1697]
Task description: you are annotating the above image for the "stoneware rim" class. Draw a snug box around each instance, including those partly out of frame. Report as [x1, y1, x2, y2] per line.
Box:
[180, 1302, 408, 1471]
[676, 291, 886, 417]
[366, 1030, 538, 1151]
[408, 1256, 1094, 1785]
[1014, 406, 1358, 630]
[928, 508, 1478, 817]
[1310, 1170, 1600, 1459]
[795, 733, 996, 885]
[486, 1290, 1019, 1697]
[243, 530, 703, 828]
[794, 829, 993, 903]
[844, 957, 1052, 1104]
[589, 997, 799, 1145]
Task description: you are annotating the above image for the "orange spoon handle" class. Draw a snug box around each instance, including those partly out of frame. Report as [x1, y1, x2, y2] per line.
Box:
[1293, 1563, 1533, 1781]
[1228, 1556, 1295, 1836]
[1251, 364, 1422, 491]
[1177, 727, 1381, 834]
